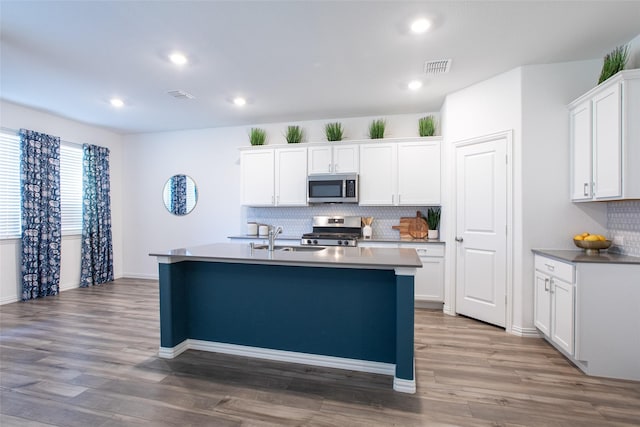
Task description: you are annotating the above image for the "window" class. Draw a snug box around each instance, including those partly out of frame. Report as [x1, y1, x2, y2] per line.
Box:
[60, 143, 83, 234]
[0, 131, 21, 238]
[0, 130, 84, 239]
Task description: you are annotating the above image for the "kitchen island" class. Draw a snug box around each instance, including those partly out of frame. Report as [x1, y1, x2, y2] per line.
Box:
[149, 243, 422, 393]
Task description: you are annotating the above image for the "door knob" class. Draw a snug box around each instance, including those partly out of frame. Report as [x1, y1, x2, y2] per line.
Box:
[455, 237, 463, 242]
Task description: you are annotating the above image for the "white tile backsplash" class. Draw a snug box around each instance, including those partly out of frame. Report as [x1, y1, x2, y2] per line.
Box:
[246, 206, 438, 239]
[607, 200, 640, 257]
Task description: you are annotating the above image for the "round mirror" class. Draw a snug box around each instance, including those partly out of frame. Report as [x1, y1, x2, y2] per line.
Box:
[162, 174, 198, 216]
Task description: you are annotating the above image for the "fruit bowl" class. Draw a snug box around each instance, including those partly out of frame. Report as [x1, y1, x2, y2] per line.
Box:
[573, 238, 612, 255]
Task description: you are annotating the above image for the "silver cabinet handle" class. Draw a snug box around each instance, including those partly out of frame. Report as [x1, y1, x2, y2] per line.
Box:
[544, 278, 549, 292]
[455, 237, 463, 242]
[550, 278, 555, 294]
[328, 163, 332, 173]
[544, 263, 555, 272]
[334, 163, 339, 172]
[398, 194, 401, 204]
[391, 194, 394, 204]
[583, 183, 589, 197]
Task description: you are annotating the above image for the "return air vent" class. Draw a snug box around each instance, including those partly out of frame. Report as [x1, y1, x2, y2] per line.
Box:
[167, 90, 195, 99]
[424, 59, 452, 75]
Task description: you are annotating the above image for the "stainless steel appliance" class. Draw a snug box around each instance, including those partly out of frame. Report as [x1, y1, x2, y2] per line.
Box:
[307, 174, 358, 204]
[301, 216, 362, 247]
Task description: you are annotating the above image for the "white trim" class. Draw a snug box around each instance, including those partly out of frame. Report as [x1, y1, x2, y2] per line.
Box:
[122, 272, 159, 280]
[157, 339, 420, 392]
[443, 304, 456, 316]
[393, 377, 416, 394]
[415, 300, 444, 310]
[59, 281, 80, 292]
[0, 295, 18, 305]
[510, 325, 542, 338]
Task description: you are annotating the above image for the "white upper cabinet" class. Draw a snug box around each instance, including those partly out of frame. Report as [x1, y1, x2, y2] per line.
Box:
[359, 138, 441, 206]
[308, 144, 359, 175]
[275, 147, 308, 206]
[397, 141, 441, 205]
[240, 149, 275, 206]
[569, 70, 640, 201]
[240, 146, 307, 206]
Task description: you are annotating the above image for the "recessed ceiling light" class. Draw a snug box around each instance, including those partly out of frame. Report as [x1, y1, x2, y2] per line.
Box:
[410, 18, 431, 34]
[169, 52, 188, 65]
[233, 97, 246, 106]
[408, 80, 423, 90]
[110, 98, 124, 108]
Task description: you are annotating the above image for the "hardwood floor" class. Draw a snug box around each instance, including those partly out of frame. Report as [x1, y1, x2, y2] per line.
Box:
[1, 278, 639, 426]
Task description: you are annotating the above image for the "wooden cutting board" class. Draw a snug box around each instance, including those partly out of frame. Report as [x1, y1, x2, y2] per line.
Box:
[392, 211, 428, 239]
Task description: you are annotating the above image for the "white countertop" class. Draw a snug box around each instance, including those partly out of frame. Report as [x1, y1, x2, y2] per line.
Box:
[150, 243, 422, 270]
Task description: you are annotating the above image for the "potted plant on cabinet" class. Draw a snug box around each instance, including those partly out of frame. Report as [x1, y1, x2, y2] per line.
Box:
[325, 122, 344, 141]
[368, 119, 386, 139]
[418, 115, 436, 137]
[249, 128, 267, 146]
[285, 125, 303, 143]
[598, 44, 629, 84]
[426, 207, 441, 240]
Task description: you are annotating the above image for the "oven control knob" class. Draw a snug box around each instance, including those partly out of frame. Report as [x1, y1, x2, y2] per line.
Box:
[337, 240, 342, 246]
[313, 240, 318, 245]
[344, 241, 350, 246]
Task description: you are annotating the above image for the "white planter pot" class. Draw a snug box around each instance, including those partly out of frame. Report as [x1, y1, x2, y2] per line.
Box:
[427, 229, 439, 240]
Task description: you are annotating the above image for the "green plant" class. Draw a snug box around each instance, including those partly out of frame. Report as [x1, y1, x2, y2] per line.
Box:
[426, 207, 440, 230]
[249, 128, 266, 146]
[368, 119, 386, 139]
[285, 125, 304, 143]
[418, 116, 436, 137]
[325, 122, 344, 141]
[598, 45, 629, 84]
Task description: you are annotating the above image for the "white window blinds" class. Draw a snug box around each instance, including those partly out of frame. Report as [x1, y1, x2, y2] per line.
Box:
[0, 131, 21, 238]
[60, 143, 83, 234]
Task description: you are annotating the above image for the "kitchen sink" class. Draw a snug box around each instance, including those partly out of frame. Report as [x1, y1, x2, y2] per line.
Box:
[251, 244, 325, 252]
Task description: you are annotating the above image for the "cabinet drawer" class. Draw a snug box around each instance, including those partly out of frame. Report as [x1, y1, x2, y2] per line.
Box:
[535, 255, 574, 283]
[398, 243, 445, 257]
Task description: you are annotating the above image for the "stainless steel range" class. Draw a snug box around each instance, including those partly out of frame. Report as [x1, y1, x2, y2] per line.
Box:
[301, 216, 362, 247]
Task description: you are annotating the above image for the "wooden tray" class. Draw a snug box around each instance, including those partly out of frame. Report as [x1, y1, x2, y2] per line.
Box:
[392, 211, 428, 239]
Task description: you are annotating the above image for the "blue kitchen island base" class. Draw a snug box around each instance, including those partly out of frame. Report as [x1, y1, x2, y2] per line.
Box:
[152, 245, 419, 393]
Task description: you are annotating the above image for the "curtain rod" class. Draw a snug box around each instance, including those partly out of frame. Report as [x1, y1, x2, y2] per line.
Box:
[1, 126, 83, 147]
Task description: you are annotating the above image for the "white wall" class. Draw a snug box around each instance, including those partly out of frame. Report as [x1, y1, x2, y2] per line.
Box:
[123, 112, 437, 279]
[440, 67, 522, 323]
[0, 100, 124, 304]
[441, 60, 608, 335]
[626, 33, 640, 69]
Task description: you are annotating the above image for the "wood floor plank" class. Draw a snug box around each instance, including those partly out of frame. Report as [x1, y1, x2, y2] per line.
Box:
[2, 278, 640, 426]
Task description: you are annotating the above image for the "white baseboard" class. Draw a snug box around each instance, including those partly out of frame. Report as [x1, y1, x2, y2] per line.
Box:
[121, 272, 159, 280]
[59, 281, 80, 291]
[0, 294, 18, 305]
[510, 325, 541, 338]
[158, 339, 416, 392]
[415, 300, 444, 310]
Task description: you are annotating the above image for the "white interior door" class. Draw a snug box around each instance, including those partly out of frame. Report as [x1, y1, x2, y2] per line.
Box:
[455, 135, 507, 327]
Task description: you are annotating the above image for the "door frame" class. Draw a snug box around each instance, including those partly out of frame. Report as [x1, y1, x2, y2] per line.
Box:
[447, 130, 514, 333]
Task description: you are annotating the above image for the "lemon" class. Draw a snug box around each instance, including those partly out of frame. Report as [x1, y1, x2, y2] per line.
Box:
[584, 235, 600, 242]
[597, 235, 607, 241]
[581, 232, 590, 237]
[573, 234, 584, 241]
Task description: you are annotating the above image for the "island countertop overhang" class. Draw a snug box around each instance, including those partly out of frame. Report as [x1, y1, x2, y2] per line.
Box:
[150, 243, 422, 270]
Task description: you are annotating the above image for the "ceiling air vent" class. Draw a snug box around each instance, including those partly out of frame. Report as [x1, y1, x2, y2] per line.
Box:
[167, 90, 195, 100]
[424, 59, 452, 76]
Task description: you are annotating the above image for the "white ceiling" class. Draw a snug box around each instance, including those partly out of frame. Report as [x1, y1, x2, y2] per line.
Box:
[1, 1, 639, 134]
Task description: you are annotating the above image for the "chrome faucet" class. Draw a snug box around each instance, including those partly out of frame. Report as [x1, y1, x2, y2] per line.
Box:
[268, 226, 283, 251]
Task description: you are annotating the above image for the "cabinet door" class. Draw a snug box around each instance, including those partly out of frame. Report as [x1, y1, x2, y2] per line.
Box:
[397, 141, 441, 205]
[308, 146, 332, 174]
[593, 82, 622, 200]
[275, 147, 307, 206]
[333, 144, 359, 174]
[534, 270, 551, 337]
[551, 277, 575, 355]
[414, 256, 444, 301]
[240, 150, 274, 206]
[570, 100, 593, 201]
[359, 144, 396, 205]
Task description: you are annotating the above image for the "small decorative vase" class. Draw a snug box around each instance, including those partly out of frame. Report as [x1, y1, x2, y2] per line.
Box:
[427, 229, 439, 240]
[363, 224, 373, 239]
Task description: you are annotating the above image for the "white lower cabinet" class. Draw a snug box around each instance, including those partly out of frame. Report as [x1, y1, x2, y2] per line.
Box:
[360, 241, 444, 303]
[533, 253, 640, 381]
[534, 255, 575, 356]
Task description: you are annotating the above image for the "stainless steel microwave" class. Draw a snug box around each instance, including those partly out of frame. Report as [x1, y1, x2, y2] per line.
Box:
[307, 174, 358, 203]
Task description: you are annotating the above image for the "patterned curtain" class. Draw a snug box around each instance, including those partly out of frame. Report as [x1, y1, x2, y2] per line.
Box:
[170, 174, 188, 215]
[20, 129, 62, 301]
[80, 144, 114, 287]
